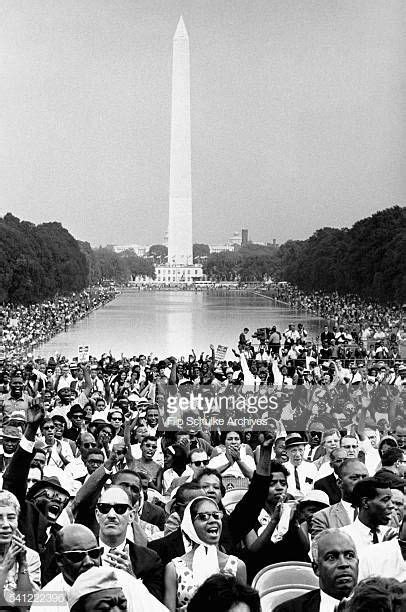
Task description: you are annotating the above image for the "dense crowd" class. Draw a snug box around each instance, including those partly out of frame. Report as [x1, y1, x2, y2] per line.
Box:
[0, 287, 118, 360]
[0, 281, 405, 610]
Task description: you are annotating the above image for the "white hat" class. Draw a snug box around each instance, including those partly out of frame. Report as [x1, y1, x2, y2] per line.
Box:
[299, 490, 330, 508]
[67, 567, 122, 610]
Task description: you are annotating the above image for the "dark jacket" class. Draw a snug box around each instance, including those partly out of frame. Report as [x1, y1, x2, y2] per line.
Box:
[314, 472, 341, 505]
[141, 500, 166, 530]
[127, 540, 164, 601]
[3, 445, 61, 585]
[274, 589, 321, 612]
[148, 528, 184, 567]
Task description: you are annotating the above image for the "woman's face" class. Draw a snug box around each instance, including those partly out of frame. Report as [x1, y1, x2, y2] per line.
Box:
[135, 426, 148, 443]
[225, 431, 241, 451]
[0, 504, 18, 547]
[192, 499, 222, 545]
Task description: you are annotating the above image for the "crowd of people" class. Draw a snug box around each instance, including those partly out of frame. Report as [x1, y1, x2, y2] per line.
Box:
[0, 281, 405, 610]
[0, 287, 118, 361]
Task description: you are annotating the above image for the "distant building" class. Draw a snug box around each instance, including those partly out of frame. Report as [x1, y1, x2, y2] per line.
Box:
[241, 229, 248, 246]
[112, 244, 149, 256]
[155, 265, 203, 284]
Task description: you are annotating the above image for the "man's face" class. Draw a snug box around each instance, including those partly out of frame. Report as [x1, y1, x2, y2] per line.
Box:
[134, 426, 148, 443]
[314, 533, 358, 599]
[324, 433, 340, 453]
[309, 427, 323, 446]
[95, 400, 106, 412]
[299, 502, 325, 528]
[56, 530, 101, 586]
[267, 471, 288, 505]
[96, 488, 134, 542]
[31, 486, 69, 523]
[339, 461, 369, 499]
[365, 487, 394, 525]
[58, 387, 71, 404]
[330, 449, 348, 475]
[287, 444, 305, 466]
[10, 376, 23, 398]
[3, 436, 19, 454]
[189, 451, 209, 477]
[141, 439, 157, 460]
[113, 473, 141, 508]
[79, 434, 97, 459]
[197, 474, 222, 504]
[341, 437, 359, 458]
[0, 504, 18, 547]
[85, 452, 104, 475]
[27, 467, 42, 490]
[70, 411, 84, 429]
[146, 408, 158, 427]
[395, 427, 406, 449]
[390, 489, 405, 525]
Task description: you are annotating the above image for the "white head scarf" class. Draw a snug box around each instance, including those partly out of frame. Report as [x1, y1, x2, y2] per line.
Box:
[180, 496, 221, 585]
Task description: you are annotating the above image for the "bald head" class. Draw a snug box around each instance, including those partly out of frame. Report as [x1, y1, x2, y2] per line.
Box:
[55, 525, 101, 586]
[55, 524, 97, 553]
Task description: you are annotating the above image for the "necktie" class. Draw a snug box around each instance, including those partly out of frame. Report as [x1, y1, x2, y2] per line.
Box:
[294, 466, 301, 491]
[352, 505, 358, 521]
[370, 528, 379, 544]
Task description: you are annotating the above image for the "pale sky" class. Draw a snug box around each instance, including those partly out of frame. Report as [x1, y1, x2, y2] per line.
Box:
[1, 1, 405, 247]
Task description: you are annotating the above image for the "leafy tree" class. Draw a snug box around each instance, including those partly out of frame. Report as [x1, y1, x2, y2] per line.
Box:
[193, 243, 210, 261]
[148, 244, 167, 263]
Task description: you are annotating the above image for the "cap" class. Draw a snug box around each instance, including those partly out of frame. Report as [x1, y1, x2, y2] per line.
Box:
[68, 567, 122, 610]
[27, 475, 70, 501]
[3, 425, 22, 440]
[299, 490, 330, 508]
[9, 410, 27, 423]
[285, 432, 306, 449]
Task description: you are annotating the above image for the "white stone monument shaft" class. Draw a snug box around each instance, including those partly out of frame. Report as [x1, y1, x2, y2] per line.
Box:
[167, 16, 193, 266]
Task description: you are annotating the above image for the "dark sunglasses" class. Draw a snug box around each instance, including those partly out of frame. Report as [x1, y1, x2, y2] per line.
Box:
[96, 503, 131, 515]
[191, 460, 209, 467]
[83, 442, 97, 449]
[60, 547, 103, 563]
[193, 511, 223, 522]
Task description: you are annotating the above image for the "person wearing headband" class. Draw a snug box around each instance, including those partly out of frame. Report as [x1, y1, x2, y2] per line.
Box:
[163, 496, 246, 611]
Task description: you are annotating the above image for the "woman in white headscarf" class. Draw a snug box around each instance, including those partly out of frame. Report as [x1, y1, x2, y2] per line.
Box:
[163, 496, 246, 611]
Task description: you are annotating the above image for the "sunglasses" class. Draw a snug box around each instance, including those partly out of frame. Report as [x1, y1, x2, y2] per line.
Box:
[193, 511, 223, 522]
[60, 547, 103, 563]
[191, 460, 209, 467]
[96, 503, 131, 515]
[83, 442, 97, 449]
[42, 426, 55, 431]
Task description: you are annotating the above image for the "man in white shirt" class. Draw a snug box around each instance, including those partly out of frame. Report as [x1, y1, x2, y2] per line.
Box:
[340, 477, 396, 554]
[285, 432, 318, 498]
[274, 529, 359, 612]
[358, 516, 406, 582]
[32, 524, 166, 612]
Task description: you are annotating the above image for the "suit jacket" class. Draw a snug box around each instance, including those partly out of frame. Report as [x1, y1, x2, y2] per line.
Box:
[274, 589, 321, 612]
[148, 527, 184, 567]
[141, 500, 166, 530]
[3, 444, 61, 585]
[314, 472, 341, 505]
[311, 501, 351, 536]
[127, 540, 164, 602]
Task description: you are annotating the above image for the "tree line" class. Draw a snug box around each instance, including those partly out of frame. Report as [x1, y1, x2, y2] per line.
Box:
[1, 206, 404, 304]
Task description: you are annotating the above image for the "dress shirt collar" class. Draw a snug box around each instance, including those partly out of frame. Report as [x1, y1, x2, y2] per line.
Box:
[320, 589, 340, 612]
[353, 517, 382, 541]
[341, 499, 356, 521]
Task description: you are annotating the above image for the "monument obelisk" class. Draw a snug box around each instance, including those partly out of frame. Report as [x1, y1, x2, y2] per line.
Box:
[167, 16, 193, 267]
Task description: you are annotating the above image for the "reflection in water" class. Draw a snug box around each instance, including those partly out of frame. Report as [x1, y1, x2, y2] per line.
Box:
[35, 290, 323, 360]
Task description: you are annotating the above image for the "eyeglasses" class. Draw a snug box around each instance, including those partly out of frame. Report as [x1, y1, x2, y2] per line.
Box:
[96, 503, 131, 515]
[33, 488, 68, 503]
[60, 547, 103, 563]
[193, 511, 223, 522]
[191, 460, 209, 467]
[82, 442, 97, 449]
[42, 426, 55, 431]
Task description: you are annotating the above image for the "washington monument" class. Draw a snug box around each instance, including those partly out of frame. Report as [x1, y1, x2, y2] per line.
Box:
[167, 16, 193, 266]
